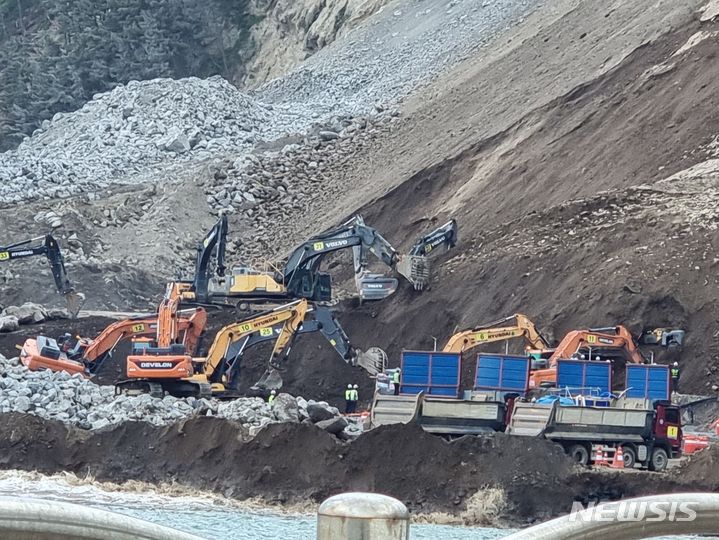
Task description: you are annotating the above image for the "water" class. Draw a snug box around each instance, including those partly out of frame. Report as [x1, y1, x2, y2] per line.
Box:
[0, 471, 507, 539]
[0, 471, 711, 539]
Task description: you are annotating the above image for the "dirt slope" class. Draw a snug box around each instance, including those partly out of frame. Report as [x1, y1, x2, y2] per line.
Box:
[0, 412, 599, 524]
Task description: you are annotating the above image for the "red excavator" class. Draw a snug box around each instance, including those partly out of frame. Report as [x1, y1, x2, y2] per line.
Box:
[528, 325, 647, 389]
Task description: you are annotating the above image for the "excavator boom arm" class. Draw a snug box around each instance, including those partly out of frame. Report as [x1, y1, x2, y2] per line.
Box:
[201, 300, 309, 379]
[409, 219, 458, 256]
[547, 326, 645, 367]
[0, 234, 84, 316]
[191, 215, 228, 301]
[442, 313, 550, 353]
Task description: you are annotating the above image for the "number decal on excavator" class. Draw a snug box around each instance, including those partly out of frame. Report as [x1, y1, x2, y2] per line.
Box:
[259, 328, 273, 337]
[667, 426, 678, 439]
[131, 324, 145, 333]
[425, 244, 433, 253]
[0, 252, 8, 261]
[586, 335, 597, 344]
[313, 242, 324, 251]
[239, 323, 252, 333]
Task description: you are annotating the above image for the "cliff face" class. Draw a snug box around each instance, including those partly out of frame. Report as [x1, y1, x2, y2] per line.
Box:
[244, 0, 390, 87]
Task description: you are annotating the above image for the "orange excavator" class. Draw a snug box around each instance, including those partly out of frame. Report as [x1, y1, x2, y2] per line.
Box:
[528, 325, 646, 389]
[118, 298, 385, 398]
[119, 299, 311, 398]
[442, 314, 550, 353]
[19, 307, 207, 376]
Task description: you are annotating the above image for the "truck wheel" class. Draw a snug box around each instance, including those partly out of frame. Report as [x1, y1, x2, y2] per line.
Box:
[621, 446, 636, 469]
[648, 448, 668, 472]
[567, 444, 590, 466]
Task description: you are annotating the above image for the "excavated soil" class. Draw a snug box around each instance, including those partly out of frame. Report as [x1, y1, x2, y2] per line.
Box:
[0, 412, 607, 523]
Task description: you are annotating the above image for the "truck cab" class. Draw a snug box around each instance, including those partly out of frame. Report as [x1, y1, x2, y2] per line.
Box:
[651, 401, 683, 468]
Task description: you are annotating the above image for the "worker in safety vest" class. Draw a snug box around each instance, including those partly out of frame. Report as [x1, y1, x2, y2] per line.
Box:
[351, 384, 359, 413]
[393, 368, 401, 396]
[268, 390, 276, 404]
[671, 362, 681, 393]
[345, 384, 353, 413]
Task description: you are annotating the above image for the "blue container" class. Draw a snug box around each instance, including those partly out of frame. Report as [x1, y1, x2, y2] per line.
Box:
[556, 359, 611, 395]
[400, 351, 461, 397]
[625, 364, 670, 401]
[474, 354, 530, 394]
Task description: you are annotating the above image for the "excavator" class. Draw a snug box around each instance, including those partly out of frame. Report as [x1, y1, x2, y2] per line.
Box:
[442, 313, 550, 353]
[0, 234, 84, 317]
[222, 304, 387, 390]
[19, 307, 207, 375]
[118, 299, 385, 398]
[196, 215, 435, 305]
[528, 325, 648, 389]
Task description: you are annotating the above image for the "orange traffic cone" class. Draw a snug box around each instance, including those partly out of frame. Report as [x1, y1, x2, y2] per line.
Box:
[612, 446, 625, 469]
[594, 446, 605, 467]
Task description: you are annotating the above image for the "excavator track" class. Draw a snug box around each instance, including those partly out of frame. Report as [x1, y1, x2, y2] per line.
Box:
[115, 379, 212, 399]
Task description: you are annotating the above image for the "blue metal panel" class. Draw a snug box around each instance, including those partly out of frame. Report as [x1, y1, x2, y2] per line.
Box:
[556, 360, 611, 394]
[400, 351, 460, 396]
[625, 365, 670, 400]
[474, 354, 530, 393]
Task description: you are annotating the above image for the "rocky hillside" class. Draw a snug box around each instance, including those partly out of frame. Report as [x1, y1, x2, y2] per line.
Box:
[0, 0, 390, 150]
[2, 0, 719, 404]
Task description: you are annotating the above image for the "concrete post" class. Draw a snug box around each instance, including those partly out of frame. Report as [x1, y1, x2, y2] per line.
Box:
[0, 497, 202, 539]
[505, 493, 719, 540]
[317, 492, 410, 540]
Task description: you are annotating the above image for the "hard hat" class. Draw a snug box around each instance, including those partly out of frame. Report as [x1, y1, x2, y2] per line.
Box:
[674, 362, 679, 367]
[270, 390, 276, 395]
[353, 384, 359, 389]
[347, 384, 353, 388]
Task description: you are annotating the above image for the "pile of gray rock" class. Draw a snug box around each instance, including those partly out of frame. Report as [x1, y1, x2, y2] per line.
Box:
[0, 77, 311, 204]
[0, 355, 360, 440]
[205, 112, 398, 260]
[0, 303, 69, 333]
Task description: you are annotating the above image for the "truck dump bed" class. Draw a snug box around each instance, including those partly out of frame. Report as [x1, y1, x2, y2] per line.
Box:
[370, 393, 422, 427]
[419, 398, 505, 435]
[507, 401, 654, 442]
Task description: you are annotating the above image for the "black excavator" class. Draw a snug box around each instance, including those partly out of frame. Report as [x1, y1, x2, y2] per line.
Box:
[190, 214, 444, 305]
[0, 234, 84, 317]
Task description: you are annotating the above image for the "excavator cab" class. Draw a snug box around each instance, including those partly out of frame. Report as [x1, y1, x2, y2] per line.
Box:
[284, 269, 332, 302]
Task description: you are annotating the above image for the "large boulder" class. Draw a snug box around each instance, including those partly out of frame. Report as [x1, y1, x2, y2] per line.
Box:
[306, 401, 337, 423]
[315, 416, 349, 435]
[0, 316, 19, 333]
[271, 393, 300, 423]
[2, 303, 47, 324]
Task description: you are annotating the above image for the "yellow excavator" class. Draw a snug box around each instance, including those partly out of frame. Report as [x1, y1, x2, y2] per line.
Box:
[442, 314, 551, 354]
[118, 299, 385, 398]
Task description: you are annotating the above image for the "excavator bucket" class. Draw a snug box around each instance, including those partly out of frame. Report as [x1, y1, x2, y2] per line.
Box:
[64, 290, 86, 319]
[354, 346, 387, 376]
[396, 255, 430, 290]
[253, 367, 284, 391]
[355, 272, 399, 302]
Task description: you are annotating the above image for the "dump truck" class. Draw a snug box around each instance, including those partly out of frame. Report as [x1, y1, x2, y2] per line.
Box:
[506, 398, 682, 471]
